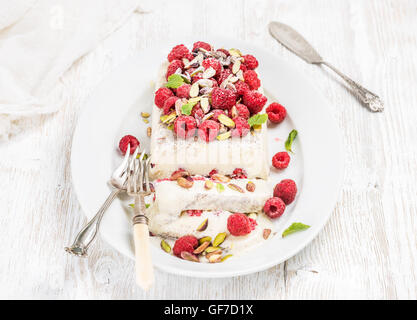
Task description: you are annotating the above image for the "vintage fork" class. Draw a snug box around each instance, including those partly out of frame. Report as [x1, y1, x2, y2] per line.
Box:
[126, 151, 154, 290]
[65, 144, 138, 257]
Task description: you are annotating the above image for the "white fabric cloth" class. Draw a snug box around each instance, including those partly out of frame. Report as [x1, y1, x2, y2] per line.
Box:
[0, 0, 141, 139]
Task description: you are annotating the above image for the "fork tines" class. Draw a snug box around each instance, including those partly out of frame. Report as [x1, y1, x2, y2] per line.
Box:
[127, 149, 151, 195]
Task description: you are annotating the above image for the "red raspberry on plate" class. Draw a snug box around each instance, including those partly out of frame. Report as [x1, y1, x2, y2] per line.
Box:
[216, 69, 232, 85]
[166, 59, 184, 80]
[263, 197, 286, 219]
[176, 84, 191, 98]
[273, 179, 297, 205]
[234, 81, 250, 96]
[243, 90, 267, 114]
[242, 54, 259, 70]
[272, 151, 290, 169]
[227, 213, 253, 236]
[192, 41, 212, 52]
[154, 87, 174, 108]
[232, 168, 247, 179]
[231, 116, 250, 138]
[167, 44, 193, 62]
[243, 70, 261, 90]
[119, 135, 140, 155]
[235, 103, 250, 119]
[211, 109, 226, 121]
[174, 115, 197, 139]
[173, 235, 198, 257]
[198, 120, 220, 142]
[266, 102, 287, 124]
[162, 96, 179, 115]
[249, 217, 257, 230]
[211, 88, 237, 110]
[202, 58, 222, 76]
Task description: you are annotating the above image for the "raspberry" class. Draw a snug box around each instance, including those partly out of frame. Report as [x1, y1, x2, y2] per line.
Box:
[202, 58, 222, 76]
[174, 115, 197, 139]
[192, 41, 212, 52]
[176, 84, 191, 98]
[162, 96, 179, 115]
[266, 102, 287, 124]
[263, 197, 286, 219]
[231, 117, 250, 138]
[242, 54, 259, 70]
[243, 90, 267, 114]
[234, 81, 250, 96]
[167, 44, 193, 62]
[243, 70, 261, 90]
[173, 235, 198, 257]
[249, 218, 257, 230]
[211, 88, 236, 110]
[191, 104, 204, 121]
[216, 48, 230, 56]
[186, 210, 203, 216]
[166, 59, 184, 80]
[272, 151, 290, 169]
[227, 213, 252, 236]
[154, 87, 174, 108]
[232, 168, 247, 179]
[198, 120, 220, 142]
[273, 179, 297, 205]
[239, 64, 248, 72]
[216, 69, 232, 85]
[209, 169, 218, 177]
[211, 109, 226, 121]
[235, 104, 250, 119]
[119, 135, 140, 155]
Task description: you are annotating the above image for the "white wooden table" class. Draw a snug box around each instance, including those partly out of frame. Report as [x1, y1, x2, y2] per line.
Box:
[1, 0, 416, 299]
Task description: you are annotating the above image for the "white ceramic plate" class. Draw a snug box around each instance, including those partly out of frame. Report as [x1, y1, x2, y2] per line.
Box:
[71, 38, 343, 278]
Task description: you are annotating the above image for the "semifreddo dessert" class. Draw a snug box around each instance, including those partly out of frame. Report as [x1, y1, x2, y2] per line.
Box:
[117, 41, 302, 264]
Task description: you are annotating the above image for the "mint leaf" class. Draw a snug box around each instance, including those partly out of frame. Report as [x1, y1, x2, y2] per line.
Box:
[216, 183, 225, 193]
[282, 222, 310, 238]
[165, 74, 184, 89]
[181, 99, 199, 115]
[248, 113, 268, 127]
[285, 129, 298, 153]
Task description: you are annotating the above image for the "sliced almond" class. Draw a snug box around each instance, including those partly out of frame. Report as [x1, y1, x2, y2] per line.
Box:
[227, 183, 244, 193]
[204, 180, 214, 190]
[177, 176, 194, 188]
[229, 48, 242, 57]
[196, 218, 208, 232]
[160, 112, 177, 124]
[189, 82, 200, 98]
[200, 97, 210, 113]
[181, 251, 199, 262]
[203, 66, 216, 79]
[263, 228, 272, 240]
[232, 60, 241, 74]
[236, 69, 244, 81]
[246, 181, 256, 192]
[211, 174, 231, 183]
[230, 105, 238, 118]
[207, 253, 222, 263]
[218, 114, 235, 128]
[193, 241, 210, 254]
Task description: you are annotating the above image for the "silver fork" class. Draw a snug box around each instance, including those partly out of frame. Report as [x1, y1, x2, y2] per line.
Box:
[65, 144, 138, 257]
[126, 151, 154, 290]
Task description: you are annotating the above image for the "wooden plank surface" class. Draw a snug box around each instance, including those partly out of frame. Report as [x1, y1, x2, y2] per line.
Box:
[1, 0, 416, 299]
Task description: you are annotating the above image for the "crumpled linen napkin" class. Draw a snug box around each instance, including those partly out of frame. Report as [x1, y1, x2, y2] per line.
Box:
[0, 0, 141, 140]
